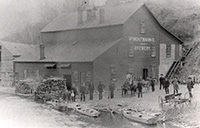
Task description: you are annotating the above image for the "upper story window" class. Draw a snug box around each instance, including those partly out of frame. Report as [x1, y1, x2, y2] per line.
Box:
[140, 20, 145, 34]
[151, 43, 156, 58]
[0, 45, 1, 62]
[166, 44, 171, 58]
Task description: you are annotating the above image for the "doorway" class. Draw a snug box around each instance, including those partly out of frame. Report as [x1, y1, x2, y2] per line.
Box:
[64, 75, 72, 90]
[143, 68, 148, 80]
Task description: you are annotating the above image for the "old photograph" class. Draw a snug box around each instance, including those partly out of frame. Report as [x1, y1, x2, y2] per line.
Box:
[0, 0, 200, 128]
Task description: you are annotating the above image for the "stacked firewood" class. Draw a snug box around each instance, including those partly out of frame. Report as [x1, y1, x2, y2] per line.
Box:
[15, 79, 37, 94]
[34, 77, 66, 102]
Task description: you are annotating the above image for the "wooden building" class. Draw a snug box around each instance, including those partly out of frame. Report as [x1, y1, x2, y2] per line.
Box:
[14, 3, 183, 89]
[0, 41, 38, 86]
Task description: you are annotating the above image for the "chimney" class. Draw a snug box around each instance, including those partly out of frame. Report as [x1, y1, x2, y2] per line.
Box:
[77, 10, 83, 24]
[99, 8, 105, 24]
[40, 44, 45, 60]
[77, 0, 89, 25]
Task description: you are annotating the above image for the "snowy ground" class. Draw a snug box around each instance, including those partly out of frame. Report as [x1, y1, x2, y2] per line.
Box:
[0, 84, 199, 128]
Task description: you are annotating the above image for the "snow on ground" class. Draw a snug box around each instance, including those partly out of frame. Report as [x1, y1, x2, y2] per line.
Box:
[0, 87, 89, 128]
[172, 84, 200, 128]
[0, 83, 199, 128]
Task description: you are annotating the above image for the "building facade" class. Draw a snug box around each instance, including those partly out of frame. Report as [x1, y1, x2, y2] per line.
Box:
[0, 41, 38, 86]
[14, 3, 183, 89]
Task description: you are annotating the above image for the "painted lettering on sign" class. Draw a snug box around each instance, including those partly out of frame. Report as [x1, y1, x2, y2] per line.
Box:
[129, 37, 155, 42]
[134, 46, 151, 51]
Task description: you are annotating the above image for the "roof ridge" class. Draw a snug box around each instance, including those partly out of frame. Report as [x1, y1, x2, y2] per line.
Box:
[41, 3, 144, 33]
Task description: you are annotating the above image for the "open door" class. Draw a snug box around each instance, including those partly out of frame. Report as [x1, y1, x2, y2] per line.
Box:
[143, 68, 148, 80]
[64, 75, 72, 90]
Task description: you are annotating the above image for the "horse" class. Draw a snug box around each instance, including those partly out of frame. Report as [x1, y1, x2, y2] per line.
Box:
[129, 83, 137, 97]
[122, 81, 129, 97]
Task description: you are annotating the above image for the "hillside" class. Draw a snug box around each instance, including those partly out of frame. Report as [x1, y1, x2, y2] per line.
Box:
[1, 0, 200, 44]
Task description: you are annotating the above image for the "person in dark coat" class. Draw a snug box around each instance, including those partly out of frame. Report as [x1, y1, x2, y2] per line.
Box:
[62, 88, 69, 102]
[172, 77, 179, 94]
[122, 80, 129, 97]
[150, 77, 155, 92]
[164, 78, 170, 94]
[109, 80, 115, 99]
[130, 77, 137, 97]
[98, 81, 105, 100]
[159, 74, 165, 90]
[187, 77, 195, 98]
[88, 82, 94, 100]
[137, 79, 143, 98]
[80, 83, 86, 101]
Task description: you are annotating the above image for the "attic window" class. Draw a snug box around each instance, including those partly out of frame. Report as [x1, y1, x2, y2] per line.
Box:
[140, 20, 145, 34]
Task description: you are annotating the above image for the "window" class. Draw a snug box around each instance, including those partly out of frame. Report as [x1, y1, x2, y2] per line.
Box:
[73, 71, 79, 82]
[166, 44, 171, 58]
[179, 45, 182, 56]
[151, 43, 156, 57]
[151, 64, 156, 78]
[129, 42, 134, 58]
[24, 70, 27, 79]
[140, 20, 145, 34]
[80, 72, 86, 84]
[110, 65, 117, 81]
[0, 45, 2, 62]
[86, 71, 92, 82]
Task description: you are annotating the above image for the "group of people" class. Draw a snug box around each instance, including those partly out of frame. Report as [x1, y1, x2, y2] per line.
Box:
[62, 83, 77, 102]
[159, 74, 195, 98]
[61, 73, 195, 103]
[62, 80, 112, 102]
[122, 73, 157, 98]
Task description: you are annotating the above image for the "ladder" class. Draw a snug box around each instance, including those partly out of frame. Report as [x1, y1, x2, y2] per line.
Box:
[165, 42, 197, 80]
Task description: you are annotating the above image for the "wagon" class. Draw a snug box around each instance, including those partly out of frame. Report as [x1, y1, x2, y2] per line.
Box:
[157, 92, 197, 122]
[158, 92, 197, 110]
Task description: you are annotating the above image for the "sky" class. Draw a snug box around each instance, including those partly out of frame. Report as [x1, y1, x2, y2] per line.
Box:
[0, 0, 107, 39]
[0, 0, 199, 39]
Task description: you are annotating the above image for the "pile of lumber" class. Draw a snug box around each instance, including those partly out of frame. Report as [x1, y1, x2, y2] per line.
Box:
[15, 79, 37, 94]
[34, 77, 66, 102]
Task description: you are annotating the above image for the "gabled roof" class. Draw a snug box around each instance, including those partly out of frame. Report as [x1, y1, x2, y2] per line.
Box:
[15, 38, 122, 62]
[143, 4, 183, 44]
[0, 41, 39, 59]
[41, 3, 143, 32]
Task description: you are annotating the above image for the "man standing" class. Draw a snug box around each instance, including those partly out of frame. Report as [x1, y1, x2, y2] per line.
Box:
[172, 77, 179, 94]
[150, 77, 155, 92]
[88, 82, 94, 100]
[137, 79, 143, 98]
[164, 78, 170, 94]
[71, 83, 77, 102]
[159, 74, 165, 90]
[187, 77, 195, 98]
[80, 83, 86, 101]
[109, 79, 115, 99]
[98, 81, 105, 100]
